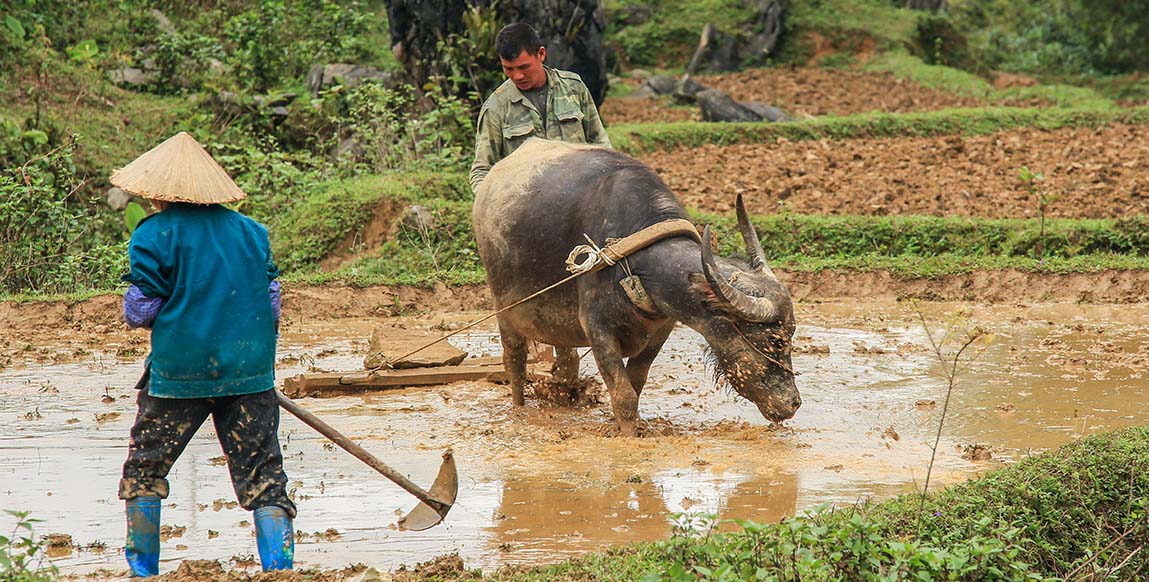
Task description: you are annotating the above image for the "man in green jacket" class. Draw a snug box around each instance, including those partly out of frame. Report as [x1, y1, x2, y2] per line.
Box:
[468, 22, 612, 193]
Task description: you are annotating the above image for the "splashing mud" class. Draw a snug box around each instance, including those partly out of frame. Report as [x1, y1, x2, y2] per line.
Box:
[3, 300, 1149, 576]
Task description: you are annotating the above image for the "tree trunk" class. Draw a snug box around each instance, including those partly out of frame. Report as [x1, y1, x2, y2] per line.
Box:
[384, 0, 609, 106]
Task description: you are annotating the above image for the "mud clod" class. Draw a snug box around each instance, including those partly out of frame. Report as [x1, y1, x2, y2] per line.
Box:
[394, 552, 471, 580]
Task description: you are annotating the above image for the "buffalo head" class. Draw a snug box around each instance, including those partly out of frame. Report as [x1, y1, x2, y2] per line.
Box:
[690, 194, 800, 423]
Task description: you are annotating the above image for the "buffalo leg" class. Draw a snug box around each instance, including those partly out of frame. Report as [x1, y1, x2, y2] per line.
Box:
[497, 321, 528, 406]
[552, 347, 580, 385]
[625, 326, 672, 398]
[583, 323, 639, 436]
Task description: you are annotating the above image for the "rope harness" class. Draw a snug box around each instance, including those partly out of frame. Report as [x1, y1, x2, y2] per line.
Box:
[732, 322, 799, 376]
[379, 219, 701, 369]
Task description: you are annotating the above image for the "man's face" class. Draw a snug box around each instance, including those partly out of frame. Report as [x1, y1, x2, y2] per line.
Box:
[500, 47, 547, 91]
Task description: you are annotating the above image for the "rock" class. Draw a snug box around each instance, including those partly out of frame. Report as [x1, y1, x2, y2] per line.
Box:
[671, 76, 710, 103]
[331, 136, 361, 160]
[149, 9, 176, 34]
[696, 89, 760, 122]
[106, 187, 131, 211]
[402, 205, 436, 233]
[107, 67, 155, 87]
[628, 69, 653, 81]
[306, 64, 395, 96]
[363, 327, 468, 370]
[252, 93, 297, 108]
[742, 101, 791, 122]
[640, 75, 679, 96]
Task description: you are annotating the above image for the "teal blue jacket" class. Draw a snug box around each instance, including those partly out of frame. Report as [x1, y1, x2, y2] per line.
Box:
[124, 203, 278, 398]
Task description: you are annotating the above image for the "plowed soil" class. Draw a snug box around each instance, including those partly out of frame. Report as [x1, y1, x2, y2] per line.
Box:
[601, 67, 1048, 125]
[638, 124, 1149, 218]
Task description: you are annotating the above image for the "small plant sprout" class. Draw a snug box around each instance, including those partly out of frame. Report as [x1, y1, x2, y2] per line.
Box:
[1018, 166, 1058, 264]
[913, 303, 993, 531]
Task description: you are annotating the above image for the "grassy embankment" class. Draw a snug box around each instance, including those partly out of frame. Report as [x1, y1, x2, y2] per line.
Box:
[271, 105, 1149, 289]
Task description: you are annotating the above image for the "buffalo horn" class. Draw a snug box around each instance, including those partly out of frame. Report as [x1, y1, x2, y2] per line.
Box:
[701, 226, 778, 322]
[735, 194, 776, 279]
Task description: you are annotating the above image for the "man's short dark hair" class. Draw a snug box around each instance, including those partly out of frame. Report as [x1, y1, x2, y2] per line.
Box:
[496, 22, 544, 61]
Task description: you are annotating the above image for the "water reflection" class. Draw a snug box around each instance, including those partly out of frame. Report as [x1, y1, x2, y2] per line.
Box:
[488, 469, 799, 564]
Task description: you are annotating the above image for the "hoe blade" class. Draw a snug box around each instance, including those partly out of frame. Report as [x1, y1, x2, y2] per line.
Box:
[398, 449, 458, 531]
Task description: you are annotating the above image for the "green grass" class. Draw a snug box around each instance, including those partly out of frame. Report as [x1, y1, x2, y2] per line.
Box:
[271, 171, 470, 272]
[268, 188, 1149, 289]
[604, 0, 755, 68]
[864, 52, 1116, 109]
[781, 0, 921, 62]
[610, 105, 1149, 153]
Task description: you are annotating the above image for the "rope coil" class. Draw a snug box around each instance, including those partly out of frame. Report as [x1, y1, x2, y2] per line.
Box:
[565, 233, 616, 274]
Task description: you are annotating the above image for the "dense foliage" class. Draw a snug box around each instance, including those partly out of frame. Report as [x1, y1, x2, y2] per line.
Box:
[946, 0, 1149, 76]
[0, 142, 127, 295]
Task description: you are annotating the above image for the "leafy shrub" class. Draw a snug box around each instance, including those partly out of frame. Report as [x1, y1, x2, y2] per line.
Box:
[0, 143, 128, 295]
[914, 14, 978, 72]
[643, 509, 1046, 581]
[221, 0, 379, 92]
[949, 0, 1149, 76]
[319, 82, 475, 175]
[435, 1, 504, 102]
[142, 30, 224, 94]
[0, 510, 56, 582]
[0, 118, 53, 171]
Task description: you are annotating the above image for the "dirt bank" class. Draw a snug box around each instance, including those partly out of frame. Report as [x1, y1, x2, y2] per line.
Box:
[601, 67, 1046, 125]
[4, 269, 1149, 372]
[639, 124, 1149, 218]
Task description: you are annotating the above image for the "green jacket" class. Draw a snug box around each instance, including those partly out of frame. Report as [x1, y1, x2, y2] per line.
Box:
[469, 66, 612, 192]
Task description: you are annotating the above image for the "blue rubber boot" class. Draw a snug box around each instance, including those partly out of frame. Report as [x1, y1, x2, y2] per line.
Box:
[253, 506, 294, 571]
[125, 496, 161, 577]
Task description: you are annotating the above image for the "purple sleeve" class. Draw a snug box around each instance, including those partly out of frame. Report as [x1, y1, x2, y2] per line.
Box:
[269, 280, 282, 321]
[123, 285, 165, 329]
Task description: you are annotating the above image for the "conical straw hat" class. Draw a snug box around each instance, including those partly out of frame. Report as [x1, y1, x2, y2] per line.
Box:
[110, 132, 246, 204]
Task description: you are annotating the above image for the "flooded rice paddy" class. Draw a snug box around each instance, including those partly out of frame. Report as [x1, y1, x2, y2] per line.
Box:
[3, 299, 1149, 576]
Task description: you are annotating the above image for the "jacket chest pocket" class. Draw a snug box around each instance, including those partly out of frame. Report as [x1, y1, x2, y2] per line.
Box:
[502, 119, 537, 154]
[555, 108, 586, 142]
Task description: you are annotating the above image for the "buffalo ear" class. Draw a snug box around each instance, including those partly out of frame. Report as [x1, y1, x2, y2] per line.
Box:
[688, 272, 725, 311]
[688, 273, 715, 301]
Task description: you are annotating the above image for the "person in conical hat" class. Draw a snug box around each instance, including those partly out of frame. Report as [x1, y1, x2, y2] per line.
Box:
[112, 132, 294, 576]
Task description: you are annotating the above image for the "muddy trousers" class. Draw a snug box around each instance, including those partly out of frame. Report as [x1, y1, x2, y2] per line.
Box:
[119, 386, 296, 516]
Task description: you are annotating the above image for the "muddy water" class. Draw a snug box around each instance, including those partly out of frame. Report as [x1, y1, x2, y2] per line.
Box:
[3, 300, 1149, 576]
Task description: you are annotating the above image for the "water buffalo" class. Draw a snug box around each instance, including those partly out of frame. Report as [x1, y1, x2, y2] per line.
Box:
[473, 139, 800, 435]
